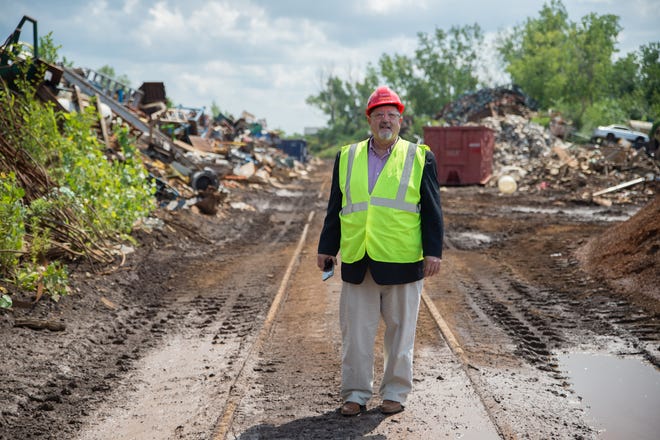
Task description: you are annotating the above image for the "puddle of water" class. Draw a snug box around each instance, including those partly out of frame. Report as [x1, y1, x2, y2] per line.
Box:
[559, 352, 660, 439]
[274, 189, 302, 197]
[507, 206, 638, 222]
[456, 231, 492, 244]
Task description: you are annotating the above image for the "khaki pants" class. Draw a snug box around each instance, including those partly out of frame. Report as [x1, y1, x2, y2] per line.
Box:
[339, 270, 423, 405]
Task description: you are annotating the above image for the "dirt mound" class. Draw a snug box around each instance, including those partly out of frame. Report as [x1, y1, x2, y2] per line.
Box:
[577, 192, 660, 311]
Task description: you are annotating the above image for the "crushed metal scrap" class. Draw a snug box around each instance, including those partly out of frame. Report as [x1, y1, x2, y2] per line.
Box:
[3, 42, 312, 218]
[55, 66, 313, 216]
[436, 85, 539, 125]
[433, 89, 658, 205]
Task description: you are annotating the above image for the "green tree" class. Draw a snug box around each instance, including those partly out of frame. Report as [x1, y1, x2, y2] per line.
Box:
[498, 0, 570, 109]
[306, 69, 378, 135]
[638, 42, 660, 117]
[308, 24, 484, 148]
[37, 31, 74, 67]
[305, 68, 380, 153]
[495, 0, 659, 132]
[582, 42, 659, 127]
[605, 53, 646, 122]
[415, 25, 482, 114]
[610, 53, 639, 98]
[97, 64, 131, 87]
[37, 31, 60, 64]
[308, 0, 657, 148]
[564, 13, 621, 117]
[377, 25, 483, 118]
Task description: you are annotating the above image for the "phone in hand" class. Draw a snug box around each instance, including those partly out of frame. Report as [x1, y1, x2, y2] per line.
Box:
[322, 259, 334, 281]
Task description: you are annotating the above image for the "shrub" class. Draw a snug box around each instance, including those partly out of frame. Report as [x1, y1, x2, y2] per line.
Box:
[0, 62, 155, 302]
[0, 172, 25, 275]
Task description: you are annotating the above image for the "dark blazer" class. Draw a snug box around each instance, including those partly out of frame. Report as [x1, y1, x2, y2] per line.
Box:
[317, 141, 444, 285]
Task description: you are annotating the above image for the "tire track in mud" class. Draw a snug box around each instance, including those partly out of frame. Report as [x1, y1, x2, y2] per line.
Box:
[424, 195, 658, 439]
[65, 186, 321, 439]
[425, 247, 600, 438]
[500, 220, 660, 368]
[441, 249, 564, 373]
[0, 170, 330, 440]
[211, 212, 315, 440]
[441, 245, 659, 376]
[70, 248, 304, 438]
[442, 217, 660, 373]
[0, 252, 194, 439]
[502, 248, 660, 369]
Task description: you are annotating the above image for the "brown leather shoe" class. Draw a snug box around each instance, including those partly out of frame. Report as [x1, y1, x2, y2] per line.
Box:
[380, 399, 404, 414]
[340, 401, 363, 416]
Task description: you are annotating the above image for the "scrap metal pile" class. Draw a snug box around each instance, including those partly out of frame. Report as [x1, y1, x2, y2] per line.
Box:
[70, 67, 311, 206]
[436, 86, 539, 125]
[435, 88, 658, 205]
[25, 64, 311, 216]
[1, 13, 311, 221]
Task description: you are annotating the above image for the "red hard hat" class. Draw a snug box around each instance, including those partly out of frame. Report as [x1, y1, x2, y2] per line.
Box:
[365, 86, 405, 116]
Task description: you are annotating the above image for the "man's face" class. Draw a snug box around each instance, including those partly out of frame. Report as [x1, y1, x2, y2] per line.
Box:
[367, 105, 402, 145]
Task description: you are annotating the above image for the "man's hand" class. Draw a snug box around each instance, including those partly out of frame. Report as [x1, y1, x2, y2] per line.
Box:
[423, 256, 442, 278]
[317, 254, 337, 271]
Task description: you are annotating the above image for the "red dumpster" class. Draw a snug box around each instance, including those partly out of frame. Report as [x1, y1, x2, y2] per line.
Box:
[423, 126, 494, 185]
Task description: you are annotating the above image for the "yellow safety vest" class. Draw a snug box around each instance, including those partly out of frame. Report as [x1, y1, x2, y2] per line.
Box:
[338, 138, 428, 263]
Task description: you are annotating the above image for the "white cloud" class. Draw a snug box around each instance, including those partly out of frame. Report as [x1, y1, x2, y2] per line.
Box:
[122, 0, 140, 15]
[0, 0, 657, 134]
[362, 0, 411, 14]
[137, 3, 188, 47]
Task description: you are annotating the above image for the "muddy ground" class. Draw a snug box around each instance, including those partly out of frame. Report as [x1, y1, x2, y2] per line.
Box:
[0, 159, 658, 439]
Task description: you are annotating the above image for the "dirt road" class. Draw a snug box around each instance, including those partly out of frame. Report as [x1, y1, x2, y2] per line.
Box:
[1, 160, 658, 439]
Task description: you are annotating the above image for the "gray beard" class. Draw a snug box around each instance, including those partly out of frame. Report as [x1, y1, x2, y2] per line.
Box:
[378, 129, 394, 141]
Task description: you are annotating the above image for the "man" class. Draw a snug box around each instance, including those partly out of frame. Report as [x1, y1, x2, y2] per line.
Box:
[317, 85, 444, 416]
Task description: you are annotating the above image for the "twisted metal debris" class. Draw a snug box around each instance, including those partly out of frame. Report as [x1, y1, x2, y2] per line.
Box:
[436, 85, 539, 125]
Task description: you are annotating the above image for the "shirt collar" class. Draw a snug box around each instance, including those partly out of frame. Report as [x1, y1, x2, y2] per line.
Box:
[368, 136, 397, 157]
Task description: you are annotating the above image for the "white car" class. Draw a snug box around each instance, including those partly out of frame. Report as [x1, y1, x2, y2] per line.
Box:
[592, 124, 649, 148]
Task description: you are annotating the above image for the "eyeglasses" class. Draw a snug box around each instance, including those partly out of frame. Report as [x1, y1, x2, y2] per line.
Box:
[370, 112, 401, 120]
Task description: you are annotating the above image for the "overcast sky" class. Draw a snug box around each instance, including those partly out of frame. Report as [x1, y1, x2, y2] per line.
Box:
[2, 0, 659, 134]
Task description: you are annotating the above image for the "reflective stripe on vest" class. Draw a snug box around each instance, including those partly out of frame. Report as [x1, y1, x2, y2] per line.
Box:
[340, 143, 369, 215]
[338, 138, 425, 263]
[341, 141, 420, 215]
